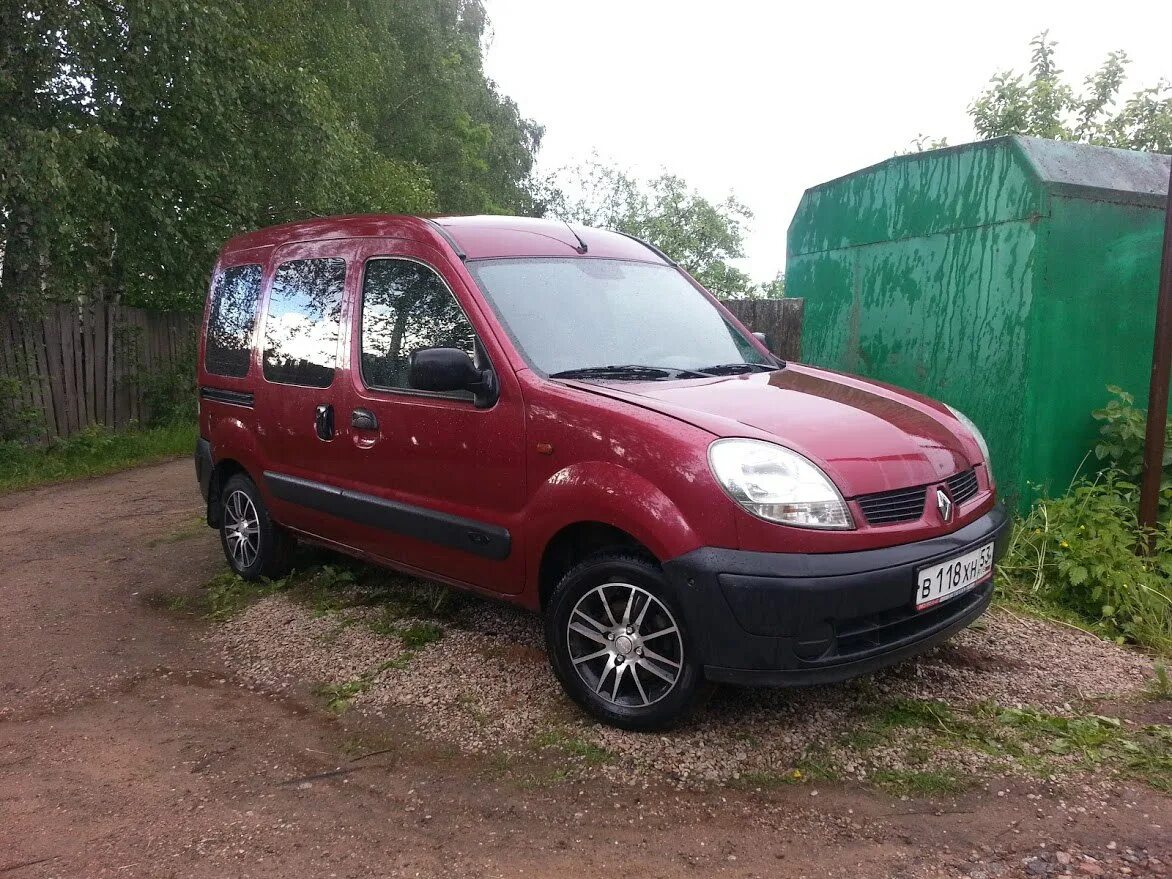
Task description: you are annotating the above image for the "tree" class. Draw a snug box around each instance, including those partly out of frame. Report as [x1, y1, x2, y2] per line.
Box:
[970, 31, 1172, 152]
[543, 158, 776, 299]
[0, 0, 543, 313]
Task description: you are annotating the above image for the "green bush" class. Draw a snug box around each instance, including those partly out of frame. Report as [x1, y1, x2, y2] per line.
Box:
[141, 353, 197, 427]
[999, 387, 1172, 653]
[998, 473, 1172, 651]
[0, 375, 42, 442]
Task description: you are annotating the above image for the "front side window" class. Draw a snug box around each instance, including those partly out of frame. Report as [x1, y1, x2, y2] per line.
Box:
[467, 258, 769, 378]
[262, 258, 346, 388]
[360, 258, 477, 395]
[206, 264, 262, 378]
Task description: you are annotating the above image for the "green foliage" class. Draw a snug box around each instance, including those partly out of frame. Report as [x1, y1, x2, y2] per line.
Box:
[140, 351, 198, 428]
[0, 375, 42, 442]
[994, 707, 1172, 788]
[868, 768, 967, 796]
[998, 388, 1172, 653]
[970, 31, 1172, 152]
[0, 422, 196, 494]
[531, 727, 615, 765]
[0, 0, 542, 313]
[1146, 664, 1172, 701]
[203, 571, 286, 621]
[398, 621, 444, 650]
[542, 157, 778, 299]
[998, 473, 1172, 652]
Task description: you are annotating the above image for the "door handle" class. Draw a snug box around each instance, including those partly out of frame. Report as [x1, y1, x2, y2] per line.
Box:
[315, 404, 334, 441]
[351, 408, 379, 431]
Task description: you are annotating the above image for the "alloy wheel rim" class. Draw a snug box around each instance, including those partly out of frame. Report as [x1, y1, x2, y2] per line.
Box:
[566, 581, 684, 708]
[224, 489, 260, 570]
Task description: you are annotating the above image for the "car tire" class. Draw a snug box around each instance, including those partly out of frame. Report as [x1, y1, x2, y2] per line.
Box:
[218, 473, 294, 580]
[545, 551, 708, 731]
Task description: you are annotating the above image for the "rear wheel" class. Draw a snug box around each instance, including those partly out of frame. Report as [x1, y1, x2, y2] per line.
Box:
[545, 552, 707, 731]
[218, 473, 294, 580]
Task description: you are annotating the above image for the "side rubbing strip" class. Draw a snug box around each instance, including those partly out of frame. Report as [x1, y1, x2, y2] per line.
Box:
[264, 471, 511, 561]
[200, 386, 255, 408]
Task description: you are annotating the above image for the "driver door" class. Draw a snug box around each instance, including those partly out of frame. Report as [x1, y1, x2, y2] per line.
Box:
[333, 238, 527, 595]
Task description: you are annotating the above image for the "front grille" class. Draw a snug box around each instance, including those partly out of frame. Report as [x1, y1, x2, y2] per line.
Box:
[855, 467, 981, 527]
[856, 485, 927, 525]
[946, 467, 979, 505]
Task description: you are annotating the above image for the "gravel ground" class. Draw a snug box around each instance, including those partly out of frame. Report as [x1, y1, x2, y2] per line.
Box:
[210, 584, 1157, 789]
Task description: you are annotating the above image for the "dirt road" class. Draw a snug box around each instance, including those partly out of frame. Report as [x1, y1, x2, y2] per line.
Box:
[1, 460, 1169, 878]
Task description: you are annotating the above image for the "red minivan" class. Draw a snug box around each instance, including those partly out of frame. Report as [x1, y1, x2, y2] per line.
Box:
[195, 214, 1009, 730]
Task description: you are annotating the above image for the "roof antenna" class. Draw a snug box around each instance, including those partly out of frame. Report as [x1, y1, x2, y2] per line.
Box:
[564, 221, 588, 254]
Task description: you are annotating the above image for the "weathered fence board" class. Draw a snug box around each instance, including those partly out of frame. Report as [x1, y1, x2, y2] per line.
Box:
[1, 304, 198, 441]
[720, 298, 804, 361]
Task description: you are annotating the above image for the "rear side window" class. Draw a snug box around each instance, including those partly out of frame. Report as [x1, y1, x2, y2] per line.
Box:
[263, 258, 346, 388]
[360, 258, 476, 394]
[205, 264, 262, 378]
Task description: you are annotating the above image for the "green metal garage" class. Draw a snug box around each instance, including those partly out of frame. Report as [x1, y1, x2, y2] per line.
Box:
[788, 136, 1171, 509]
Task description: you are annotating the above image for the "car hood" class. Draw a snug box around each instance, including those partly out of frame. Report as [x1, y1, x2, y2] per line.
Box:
[568, 365, 974, 497]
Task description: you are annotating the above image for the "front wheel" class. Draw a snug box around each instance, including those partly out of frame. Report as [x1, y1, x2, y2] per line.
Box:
[545, 552, 707, 731]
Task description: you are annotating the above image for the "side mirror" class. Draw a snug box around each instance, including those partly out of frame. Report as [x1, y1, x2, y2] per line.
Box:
[408, 347, 499, 409]
[752, 331, 774, 352]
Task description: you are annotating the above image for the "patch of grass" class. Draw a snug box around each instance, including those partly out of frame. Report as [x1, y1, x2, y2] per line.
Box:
[399, 621, 444, 650]
[316, 658, 403, 713]
[1144, 664, 1172, 702]
[318, 678, 368, 713]
[0, 422, 196, 494]
[202, 571, 286, 620]
[148, 514, 207, 547]
[869, 768, 968, 796]
[531, 727, 614, 765]
[815, 695, 1172, 795]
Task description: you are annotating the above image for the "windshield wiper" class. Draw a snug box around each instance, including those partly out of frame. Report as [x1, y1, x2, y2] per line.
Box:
[549, 365, 710, 381]
[692, 362, 781, 376]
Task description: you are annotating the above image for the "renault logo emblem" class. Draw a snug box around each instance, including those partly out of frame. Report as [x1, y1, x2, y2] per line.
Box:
[936, 488, 954, 523]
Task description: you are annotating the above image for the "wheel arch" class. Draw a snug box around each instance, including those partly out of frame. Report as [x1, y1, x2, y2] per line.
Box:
[538, 521, 656, 610]
[206, 457, 255, 528]
[526, 461, 707, 610]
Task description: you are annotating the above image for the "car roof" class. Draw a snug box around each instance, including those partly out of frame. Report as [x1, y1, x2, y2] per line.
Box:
[219, 214, 670, 265]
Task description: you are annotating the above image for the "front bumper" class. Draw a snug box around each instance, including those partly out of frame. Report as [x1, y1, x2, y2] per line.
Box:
[662, 505, 1011, 686]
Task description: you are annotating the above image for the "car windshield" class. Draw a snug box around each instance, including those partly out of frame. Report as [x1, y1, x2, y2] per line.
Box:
[466, 258, 773, 379]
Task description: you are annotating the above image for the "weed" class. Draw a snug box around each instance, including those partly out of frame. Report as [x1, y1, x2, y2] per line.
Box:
[202, 571, 284, 620]
[399, 621, 444, 650]
[532, 727, 614, 765]
[869, 768, 968, 796]
[316, 658, 403, 713]
[318, 678, 368, 713]
[1145, 665, 1172, 701]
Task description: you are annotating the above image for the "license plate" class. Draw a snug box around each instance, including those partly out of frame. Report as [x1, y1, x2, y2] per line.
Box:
[915, 542, 994, 610]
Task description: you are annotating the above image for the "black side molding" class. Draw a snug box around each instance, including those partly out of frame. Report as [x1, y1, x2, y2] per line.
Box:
[264, 471, 510, 561]
[200, 386, 255, 408]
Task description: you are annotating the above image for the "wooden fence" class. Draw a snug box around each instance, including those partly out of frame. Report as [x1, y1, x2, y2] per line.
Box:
[721, 297, 804, 360]
[1, 304, 199, 441]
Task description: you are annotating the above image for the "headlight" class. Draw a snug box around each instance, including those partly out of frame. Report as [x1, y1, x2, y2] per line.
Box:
[708, 438, 853, 529]
[945, 405, 992, 481]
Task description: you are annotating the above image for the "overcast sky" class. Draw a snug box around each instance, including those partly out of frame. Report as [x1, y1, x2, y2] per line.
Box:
[482, 0, 1172, 281]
